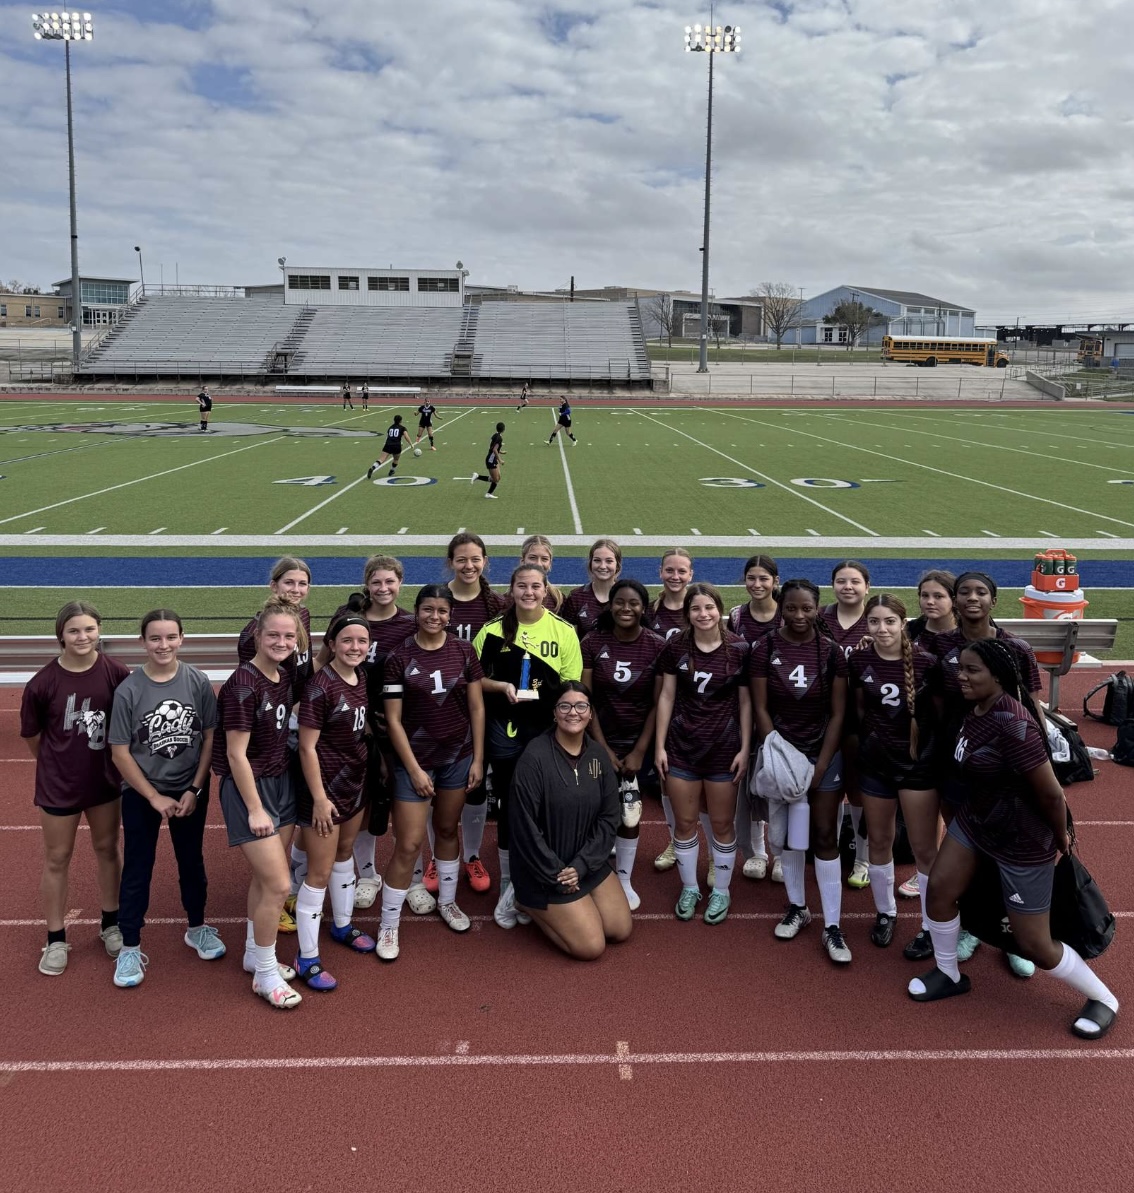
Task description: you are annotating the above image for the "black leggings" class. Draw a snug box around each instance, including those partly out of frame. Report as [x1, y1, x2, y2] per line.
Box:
[475, 754, 519, 851]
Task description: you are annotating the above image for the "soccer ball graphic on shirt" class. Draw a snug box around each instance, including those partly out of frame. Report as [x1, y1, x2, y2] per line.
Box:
[142, 699, 198, 758]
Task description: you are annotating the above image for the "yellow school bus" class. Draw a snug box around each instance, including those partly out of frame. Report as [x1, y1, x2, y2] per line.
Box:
[1077, 337, 1103, 367]
[882, 335, 1010, 367]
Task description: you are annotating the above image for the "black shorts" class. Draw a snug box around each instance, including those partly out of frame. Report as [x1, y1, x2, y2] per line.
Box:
[418, 420, 433, 430]
[485, 452, 499, 470]
[557, 416, 571, 428]
[383, 441, 402, 456]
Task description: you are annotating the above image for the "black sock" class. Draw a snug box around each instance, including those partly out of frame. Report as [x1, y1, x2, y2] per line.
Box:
[47, 928, 66, 945]
[488, 481, 498, 494]
[199, 421, 206, 430]
[475, 474, 489, 482]
[101, 909, 118, 931]
[429, 436, 434, 445]
[569, 434, 576, 441]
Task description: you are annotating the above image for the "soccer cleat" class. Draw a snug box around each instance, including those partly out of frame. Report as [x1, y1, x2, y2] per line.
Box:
[903, 928, 934, 961]
[430, 445, 436, 451]
[743, 856, 768, 881]
[871, 913, 896, 948]
[366, 463, 376, 480]
[277, 906, 297, 934]
[283, 894, 297, 917]
[423, 859, 439, 894]
[406, 884, 437, 916]
[38, 940, 71, 976]
[464, 856, 492, 893]
[353, 876, 382, 909]
[375, 925, 400, 961]
[438, 902, 471, 933]
[956, 929, 981, 962]
[252, 979, 302, 1009]
[675, 886, 701, 921]
[484, 492, 497, 499]
[654, 840, 677, 871]
[703, 889, 731, 925]
[848, 860, 871, 889]
[823, 924, 853, 964]
[775, 904, 812, 940]
[113, 948, 148, 988]
[1008, 953, 1036, 979]
[494, 883, 519, 929]
[898, 873, 921, 899]
[184, 924, 226, 960]
[329, 924, 376, 953]
[295, 956, 338, 991]
[100, 924, 124, 958]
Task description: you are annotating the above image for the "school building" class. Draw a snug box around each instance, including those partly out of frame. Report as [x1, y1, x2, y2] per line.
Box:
[799, 286, 977, 346]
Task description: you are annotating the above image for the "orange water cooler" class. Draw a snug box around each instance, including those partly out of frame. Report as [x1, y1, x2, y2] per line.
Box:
[1019, 550, 1088, 664]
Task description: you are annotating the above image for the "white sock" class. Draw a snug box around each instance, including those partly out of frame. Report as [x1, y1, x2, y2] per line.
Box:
[674, 834, 699, 889]
[289, 843, 308, 895]
[614, 837, 639, 892]
[329, 859, 355, 929]
[780, 848, 807, 906]
[927, 913, 962, 983]
[815, 857, 843, 928]
[750, 821, 768, 861]
[848, 805, 863, 854]
[661, 795, 676, 838]
[380, 884, 409, 930]
[711, 837, 737, 894]
[353, 829, 377, 879]
[1049, 941, 1119, 1027]
[426, 820, 437, 857]
[869, 860, 897, 917]
[437, 857, 459, 905]
[917, 871, 931, 931]
[461, 803, 487, 860]
[412, 852, 425, 887]
[295, 882, 325, 959]
[498, 847, 511, 889]
[244, 919, 255, 953]
[252, 942, 282, 991]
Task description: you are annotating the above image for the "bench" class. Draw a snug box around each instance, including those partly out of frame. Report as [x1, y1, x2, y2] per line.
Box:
[0, 634, 241, 686]
[273, 385, 422, 394]
[993, 618, 1119, 712]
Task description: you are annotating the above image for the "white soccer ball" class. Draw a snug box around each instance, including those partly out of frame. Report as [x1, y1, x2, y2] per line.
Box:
[413, 447, 423, 457]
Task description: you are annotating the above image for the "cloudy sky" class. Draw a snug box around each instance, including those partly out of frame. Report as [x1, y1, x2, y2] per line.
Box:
[2, 0, 1131, 324]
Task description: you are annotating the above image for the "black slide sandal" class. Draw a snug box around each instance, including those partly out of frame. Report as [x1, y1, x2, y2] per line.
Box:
[908, 967, 972, 1002]
[1072, 999, 1117, 1040]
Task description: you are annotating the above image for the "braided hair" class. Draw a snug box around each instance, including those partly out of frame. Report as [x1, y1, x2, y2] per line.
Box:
[960, 638, 1053, 764]
[954, 570, 999, 630]
[777, 579, 832, 710]
[865, 593, 919, 759]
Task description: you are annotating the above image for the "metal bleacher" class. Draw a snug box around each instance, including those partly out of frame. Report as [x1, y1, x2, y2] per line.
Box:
[295, 306, 465, 377]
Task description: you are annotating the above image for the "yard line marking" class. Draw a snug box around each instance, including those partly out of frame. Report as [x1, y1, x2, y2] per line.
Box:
[23, 527, 44, 534]
[85, 527, 105, 535]
[896, 411, 1134, 453]
[713, 410, 1134, 532]
[1097, 531, 1120, 538]
[806, 529, 820, 536]
[691, 528, 702, 535]
[148, 527, 166, 535]
[552, 414, 584, 534]
[210, 527, 227, 535]
[1039, 531, 1060, 538]
[923, 530, 940, 537]
[397, 527, 408, 535]
[635, 411, 878, 536]
[336, 527, 349, 535]
[748, 528, 759, 536]
[0, 437, 287, 527]
[517, 527, 525, 534]
[633, 528, 643, 535]
[981, 530, 1000, 538]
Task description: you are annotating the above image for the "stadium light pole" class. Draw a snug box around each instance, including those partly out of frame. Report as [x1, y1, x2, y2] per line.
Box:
[685, 19, 739, 374]
[134, 244, 145, 296]
[32, 10, 94, 372]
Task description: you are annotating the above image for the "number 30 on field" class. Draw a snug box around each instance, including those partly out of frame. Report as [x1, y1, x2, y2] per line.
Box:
[699, 477, 862, 489]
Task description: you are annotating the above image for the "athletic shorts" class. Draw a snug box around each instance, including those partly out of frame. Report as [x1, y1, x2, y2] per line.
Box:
[557, 416, 571, 428]
[859, 763, 936, 800]
[667, 763, 737, 784]
[218, 773, 296, 846]
[393, 756, 472, 802]
[485, 453, 499, 470]
[947, 817, 1053, 915]
[418, 420, 433, 430]
[294, 772, 365, 828]
[40, 789, 120, 817]
[383, 441, 402, 457]
[808, 750, 845, 793]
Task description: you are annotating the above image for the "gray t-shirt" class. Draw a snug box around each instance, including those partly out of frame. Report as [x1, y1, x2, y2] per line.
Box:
[109, 663, 218, 793]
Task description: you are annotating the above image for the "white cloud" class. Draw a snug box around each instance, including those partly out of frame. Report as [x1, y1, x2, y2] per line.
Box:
[1, 0, 1132, 322]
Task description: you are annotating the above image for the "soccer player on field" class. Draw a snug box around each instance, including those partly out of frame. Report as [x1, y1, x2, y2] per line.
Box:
[516, 382, 531, 411]
[341, 381, 354, 410]
[196, 384, 213, 432]
[546, 397, 577, 445]
[367, 414, 409, 478]
[561, 539, 622, 639]
[414, 399, 442, 450]
[473, 422, 505, 498]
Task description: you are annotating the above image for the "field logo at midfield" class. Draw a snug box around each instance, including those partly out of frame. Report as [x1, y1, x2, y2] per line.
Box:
[3, 421, 376, 438]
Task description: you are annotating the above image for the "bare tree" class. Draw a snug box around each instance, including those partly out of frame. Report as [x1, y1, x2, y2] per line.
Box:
[751, 282, 802, 348]
[709, 305, 731, 349]
[5, 279, 24, 295]
[646, 293, 676, 347]
[824, 299, 886, 349]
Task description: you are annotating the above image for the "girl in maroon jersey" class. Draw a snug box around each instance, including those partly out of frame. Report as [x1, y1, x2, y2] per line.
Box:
[378, 586, 486, 961]
[848, 595, 940, 956]
[444, 532, 506, 896]
[213, 602, 307, 1009]
[561, 539, 622, 639]
[728, 555, 783, 883]
[822, 560, 872, 891]
[751, 579, 850, 962]
[20, 601, 131, 977]
[319, 555, 417, 913]
[655, 583, 751, 926]
[582, 578, 667, 910]
[909, 638, 1119, 1041]
[519, 534, 564, 612]
[293, 615, 376, 991]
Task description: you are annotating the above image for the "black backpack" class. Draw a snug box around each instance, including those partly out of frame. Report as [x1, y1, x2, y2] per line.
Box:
[1114, 719, 1134, 767]
[1083, 671, 1134, 726]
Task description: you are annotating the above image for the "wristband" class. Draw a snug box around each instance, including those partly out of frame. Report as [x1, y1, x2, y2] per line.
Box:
[187, 785, 203, 799]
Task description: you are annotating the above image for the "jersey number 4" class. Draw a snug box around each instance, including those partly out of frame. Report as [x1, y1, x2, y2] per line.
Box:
[788, 664, 809, 689]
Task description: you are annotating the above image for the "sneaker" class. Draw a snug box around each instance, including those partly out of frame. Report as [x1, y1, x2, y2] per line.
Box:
[113, 948, 148, 988]
[898, 873, 921, 899]
[704, 889, 731, 925]
[823, 924, 853, 964]
[329, 924, 377, 953]
[423, 859, 439, 894]
[675, 886, 701, 920]
[430, 445, 436, 451]
[406, 883, 437, 916]
[295, 956, 338, 991]
[252, 978, 302, 1009]
[956, 929, 981, 962]
[99, 924, 124, 957]
[654, 840, 677, 871]
[770, 856, 784, 884]
[774, 904, 812, 940]
[464, 856, 491, 893]
[1008, 953, 1036, 979]
[494, 883, 519, 929]
[375, 924, 400, 961]
[354, 876, 382, 909]
[870, 912, 896, 948]
[903, 928, 935, 961]
[484, 492, 497, 499]
[847, 860, 871, 889]
[707, 860, 716, 889]
[38, 940, 71, 976]
[439, 902, 471, 933]
[277, 906, 297, 934]
[366, 463, 376, 479]
[242, 954, 297, 982]
[743, 856, 768, 881]
[184, 924, 226, 960]
[284, 893, 297, 917]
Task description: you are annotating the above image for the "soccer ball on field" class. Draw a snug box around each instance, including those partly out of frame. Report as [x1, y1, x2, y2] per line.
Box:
[413, 447, 423, 457]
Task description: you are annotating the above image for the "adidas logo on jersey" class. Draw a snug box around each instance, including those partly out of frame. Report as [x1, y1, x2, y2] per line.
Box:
[407, 663, 420, 676]
[1007, 892, 1025, 905]
[771, 656, 781, 665]
[598, 650, 610, 660]
[864, 675, 875, 685]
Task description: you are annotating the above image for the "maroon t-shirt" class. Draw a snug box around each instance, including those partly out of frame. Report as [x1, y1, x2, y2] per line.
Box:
[560, 583, 609, 639]
[582, 627, 667, 755]
[211, 661, 293, 779]
[647, 599, 686, 641]
[821, 604, 870, 658]
[383, 635, 484, 769]
[931, 627, 1043, 698]
[298, 665, 368, 814]
[237, 605, 312, 702]
[728, 603, 781, 645]
[753, 631, 847, 757]
[446, 587, 507, 644]
[955, 693, 1055, 865]
[659, 633, 750, 772]
[847, 645, 937, 769]
[20, 653, 131, 811]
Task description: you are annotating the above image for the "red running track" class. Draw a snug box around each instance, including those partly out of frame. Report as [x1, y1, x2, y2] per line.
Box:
[1, 669, 1132, 1191]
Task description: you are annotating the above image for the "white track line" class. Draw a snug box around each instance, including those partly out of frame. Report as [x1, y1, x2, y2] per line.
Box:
[713, 410, 1134, 532]
[552, 412, 584, 534]
[0, 437, 286, 527]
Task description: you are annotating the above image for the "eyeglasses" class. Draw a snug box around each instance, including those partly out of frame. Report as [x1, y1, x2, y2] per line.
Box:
[555, 701, 591, 714]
